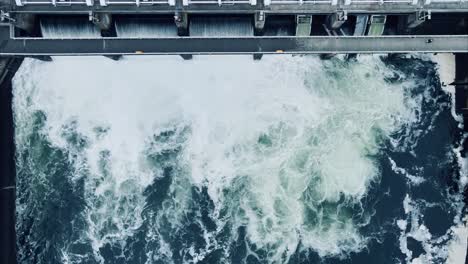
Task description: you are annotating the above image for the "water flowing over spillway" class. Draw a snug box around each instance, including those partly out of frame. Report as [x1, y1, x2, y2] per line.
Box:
[115, 18, 178, 38]
[40, 18, 101, 38]
[190, 17, 253, 36]
[12, 55, 467, 264]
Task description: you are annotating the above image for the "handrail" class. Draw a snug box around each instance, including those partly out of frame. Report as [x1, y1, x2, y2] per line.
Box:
[184, 0, 255, 5]
[17, 0, 173, 5]
[267, 0, 414, 4]
[267, 0, 334, 4]
[12, 0, 468, 6]
[19, 0, 88, 4]
[101, 0, 171, 5]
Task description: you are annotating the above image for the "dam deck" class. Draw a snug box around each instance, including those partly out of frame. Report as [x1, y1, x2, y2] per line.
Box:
[1, 29, 468, 55]
[0, 0, 467, 56]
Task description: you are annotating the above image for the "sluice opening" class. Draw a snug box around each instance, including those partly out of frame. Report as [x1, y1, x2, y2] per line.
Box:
[189, 15, 254, 37]
[40, 16, 102, 38]
[114, 15, 178, 38]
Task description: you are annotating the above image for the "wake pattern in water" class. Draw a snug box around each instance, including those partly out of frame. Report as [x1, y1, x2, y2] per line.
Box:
[13, 55, 466, 264]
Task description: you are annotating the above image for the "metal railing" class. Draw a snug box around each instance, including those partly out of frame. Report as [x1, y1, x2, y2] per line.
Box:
[184, 0, 255, 5]
[344, 0, 417, 4]
[15, 0, 90, 6]
[425, 0, 466, 3]
[265, 0, 419, 4]
[13, 0, 468, 6]
[15, 0, 253, 4]
[100, 0, 174, 5]
[265, 0, 336, 5]
[14, 0, 175, 5]
[265, 0, 465, 4]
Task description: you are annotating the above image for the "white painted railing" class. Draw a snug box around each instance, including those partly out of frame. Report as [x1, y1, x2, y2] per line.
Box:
[15, 0, 252, 4]
[185, 0, 255, 5]
[15, 0, 175, 5]
[99, 0, 173, 5]
[265, 0, 418, 4]
[16, 0, 88, 5]
[13, 0, 468, 6]
[265, 0, 335, 5]
[425, 0, 466, 3]
[345, 0, 416, 4]
[265, 0, 466, 4]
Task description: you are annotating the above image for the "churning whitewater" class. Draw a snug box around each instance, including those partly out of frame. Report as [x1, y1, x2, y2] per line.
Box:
[13, 55, 466, 264]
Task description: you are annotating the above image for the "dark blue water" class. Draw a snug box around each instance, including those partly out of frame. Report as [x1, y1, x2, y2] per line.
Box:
[13, 56, 466, 264]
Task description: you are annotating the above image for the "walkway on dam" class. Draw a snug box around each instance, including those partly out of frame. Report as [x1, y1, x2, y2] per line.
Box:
[1, 29, 468, 55]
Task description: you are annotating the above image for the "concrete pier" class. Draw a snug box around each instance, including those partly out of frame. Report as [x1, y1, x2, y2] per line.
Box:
[91, 13, 113, 31]
[326, 12, 346, 30]
[175, 12, 189, 36]
[254, 11, 266, 36]
[407, 11, 428, 29]
[13, 13, 36, 34]
[0, 57, 22, 264]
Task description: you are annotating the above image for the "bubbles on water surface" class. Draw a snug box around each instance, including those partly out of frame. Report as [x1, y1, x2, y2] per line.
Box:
[12, 55, 466, 264]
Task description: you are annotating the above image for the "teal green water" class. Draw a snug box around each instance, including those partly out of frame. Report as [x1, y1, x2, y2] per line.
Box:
[13, 55, 466, 264]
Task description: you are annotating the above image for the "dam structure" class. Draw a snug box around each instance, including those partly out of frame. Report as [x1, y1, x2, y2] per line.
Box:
[0, 0, 467, 55]
[0, 1, 468, 264]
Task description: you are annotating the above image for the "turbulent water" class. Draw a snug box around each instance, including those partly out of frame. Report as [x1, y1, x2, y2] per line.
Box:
[13, 55, 467, 264]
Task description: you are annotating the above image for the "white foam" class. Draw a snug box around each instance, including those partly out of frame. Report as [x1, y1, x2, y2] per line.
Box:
[398, 192, 467, 264]
[13, 55, 421, 263]
[432, 53, 456, 87]
[389, 157, 425, 186]
[398, 196, 437, 264]
[446, 215, 468, 264]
